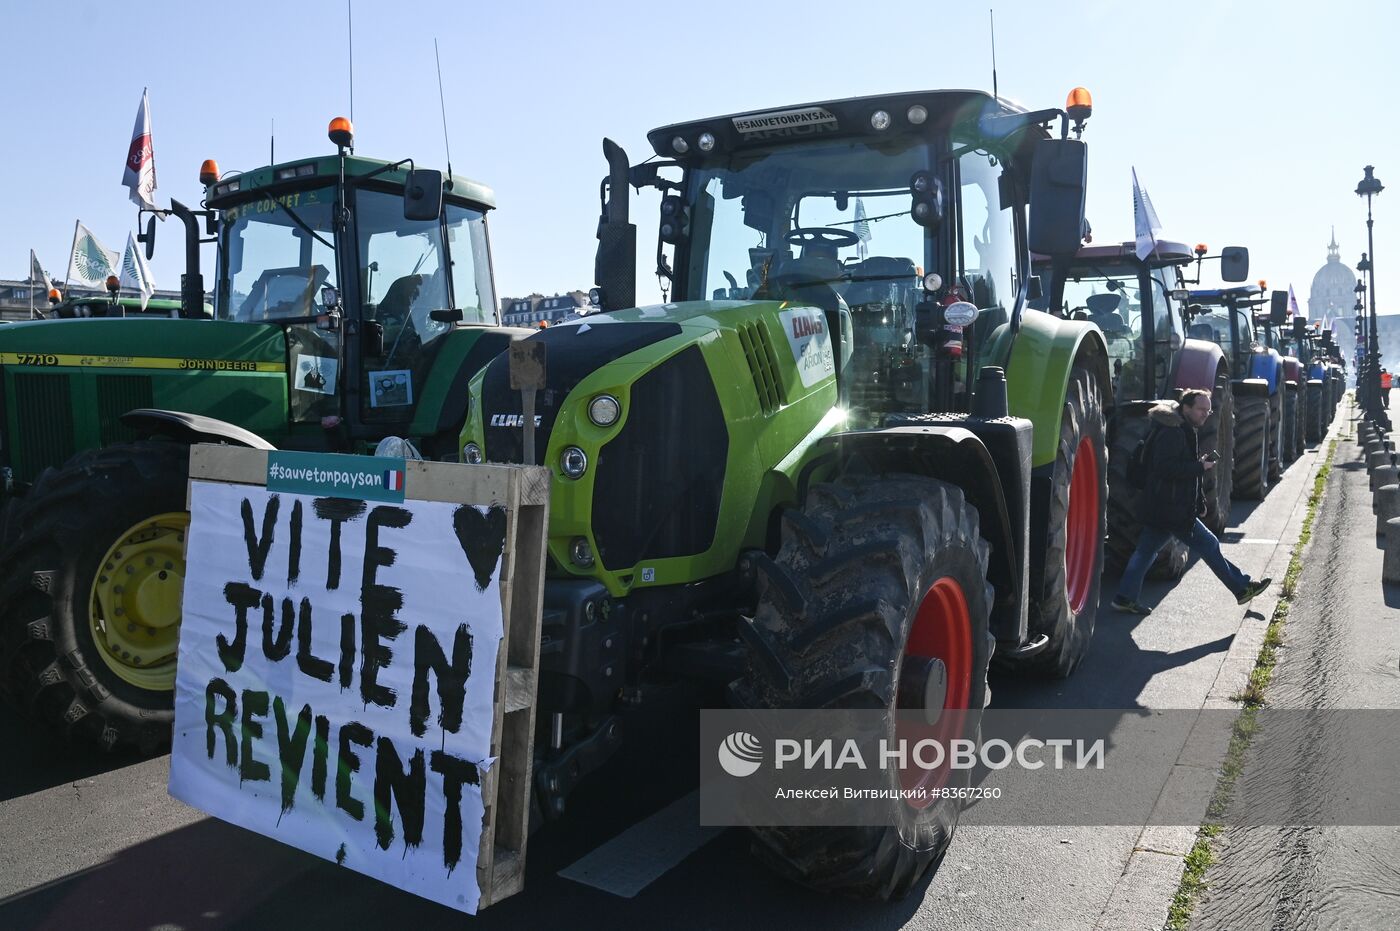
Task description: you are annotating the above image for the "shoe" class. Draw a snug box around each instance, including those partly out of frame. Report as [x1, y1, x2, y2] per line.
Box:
[1236, 577, 1273, 605]
[1111, 596, 1152, 616]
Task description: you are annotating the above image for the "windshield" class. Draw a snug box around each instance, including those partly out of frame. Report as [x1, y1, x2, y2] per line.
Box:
[1060, 269, 1149, 405]
[357, 188, 452, 347]
[217, 187, 338, 321]
[1187, 307, 1236, 354]
[681, 137, 933, 305]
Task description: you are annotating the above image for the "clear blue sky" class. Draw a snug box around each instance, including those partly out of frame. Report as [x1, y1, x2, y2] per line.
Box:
[1, 0, 1395, 313]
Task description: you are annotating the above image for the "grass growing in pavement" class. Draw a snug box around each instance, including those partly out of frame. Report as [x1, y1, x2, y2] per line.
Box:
[1165, 435, 1338, 930]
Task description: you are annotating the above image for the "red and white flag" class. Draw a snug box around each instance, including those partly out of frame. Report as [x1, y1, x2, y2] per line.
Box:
[122, 89, 157, 210]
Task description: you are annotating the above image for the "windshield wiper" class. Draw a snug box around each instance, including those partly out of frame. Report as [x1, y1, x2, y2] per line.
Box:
[265, 197, 334, 250]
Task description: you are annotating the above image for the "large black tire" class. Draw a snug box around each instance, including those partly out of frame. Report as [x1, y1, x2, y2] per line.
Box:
[1200, 374, 1235, 534]
[1106, 414, 1188, 579]
[1282, 384, 1301, 463]
[1267, 391, 1285, 483]
[732, 475, 994, 899]
[0, 441, 188, 752]
[1305, 381, 1324, 444]
[1232, 394, 1270, 500]
[1013, 366, 1107, 678]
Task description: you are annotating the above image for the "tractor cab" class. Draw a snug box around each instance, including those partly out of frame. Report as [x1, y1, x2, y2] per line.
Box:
[1187, 285, 1271, 381]
[1037, 242, 1250, 409]
[594, 89, 1092, 426]
[197, 121, 502, 444]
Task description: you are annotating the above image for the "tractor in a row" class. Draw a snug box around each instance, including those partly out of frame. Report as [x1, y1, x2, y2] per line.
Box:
[0, 119, 520, 751]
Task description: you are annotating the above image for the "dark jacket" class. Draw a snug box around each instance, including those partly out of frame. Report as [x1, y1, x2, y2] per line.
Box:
[1139, 402, 1206, 532]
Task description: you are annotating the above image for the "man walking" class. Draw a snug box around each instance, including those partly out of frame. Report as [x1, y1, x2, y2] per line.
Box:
[1381, 368, 1391, 409]
[1112, 389, 1271, 615]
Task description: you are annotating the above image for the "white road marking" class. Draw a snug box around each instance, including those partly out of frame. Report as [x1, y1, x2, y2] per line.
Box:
[558, 791, 721, 898]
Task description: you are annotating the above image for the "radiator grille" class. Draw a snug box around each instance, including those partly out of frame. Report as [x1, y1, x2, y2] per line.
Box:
[737, 322, 786, 415]
[13, 373, 75, 482]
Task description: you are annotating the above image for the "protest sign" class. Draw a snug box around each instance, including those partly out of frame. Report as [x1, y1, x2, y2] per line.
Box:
[169, 446, 548, 914]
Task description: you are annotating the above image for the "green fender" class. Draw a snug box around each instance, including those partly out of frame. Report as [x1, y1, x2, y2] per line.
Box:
[985, 309, 1109, 468]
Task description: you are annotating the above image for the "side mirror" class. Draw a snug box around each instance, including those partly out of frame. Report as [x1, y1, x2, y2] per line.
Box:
[403, 168, 444, 221]
[1270, 289, 1289, 325]
[1220, 246, 1249, 282]
[1028, 139, 1088, 258]
[1292, 318, 1308, 340]
[138, 214, 157, 260]
[429, 308, 463, 323]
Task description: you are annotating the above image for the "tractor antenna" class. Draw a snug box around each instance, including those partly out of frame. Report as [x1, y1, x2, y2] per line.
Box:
[347, 0, 355, 123]
[270, 118, 275, 166]
[434, 38, 454, 184]
[989, 9, 999, 101]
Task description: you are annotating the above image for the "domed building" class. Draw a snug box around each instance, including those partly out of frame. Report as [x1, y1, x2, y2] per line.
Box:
[1308, 228, 1358, 320]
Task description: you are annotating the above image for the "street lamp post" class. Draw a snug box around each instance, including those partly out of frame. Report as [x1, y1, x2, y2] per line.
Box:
[1355, 279, 1369, 406]
[1356, 165, 1385, 427]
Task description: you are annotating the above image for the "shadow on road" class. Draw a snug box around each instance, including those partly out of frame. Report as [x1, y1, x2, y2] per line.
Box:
[0, 710, 157, 803]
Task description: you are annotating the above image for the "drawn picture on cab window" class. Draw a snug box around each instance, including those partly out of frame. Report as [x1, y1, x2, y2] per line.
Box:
[370, 369, 413, 407]
[294, 353, 338, 395]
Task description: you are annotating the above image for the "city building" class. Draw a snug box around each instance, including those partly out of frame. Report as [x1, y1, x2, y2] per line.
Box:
[500, 291, 592, 327]
[1307, 228, 1359, 321]
[0, 278, 186, 321]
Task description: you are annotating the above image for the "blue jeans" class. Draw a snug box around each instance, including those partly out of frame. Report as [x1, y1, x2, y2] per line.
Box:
[1115, 519, 1250, 603]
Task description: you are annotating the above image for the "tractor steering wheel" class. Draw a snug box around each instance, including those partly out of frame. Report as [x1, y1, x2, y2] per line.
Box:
[784, 227, 860, 249]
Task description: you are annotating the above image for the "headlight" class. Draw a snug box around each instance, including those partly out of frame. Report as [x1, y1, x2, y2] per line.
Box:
[870, 110, 891, 131]
[462, 443, 482, 464]
[560, 446, 588, 479]
[588, 394, 621, 427]
[569, 537, 594, 568]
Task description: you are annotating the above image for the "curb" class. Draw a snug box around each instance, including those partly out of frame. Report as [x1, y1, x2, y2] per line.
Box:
[1090, 398, 1349, 931]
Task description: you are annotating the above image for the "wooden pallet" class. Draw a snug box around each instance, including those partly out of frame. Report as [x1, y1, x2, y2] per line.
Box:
[186, 444, 550, 909]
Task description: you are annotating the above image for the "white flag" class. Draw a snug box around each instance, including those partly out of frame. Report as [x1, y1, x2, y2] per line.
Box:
[122, 89, 157, 210]
[853, 197, 871, 260]
[66, 221, 121, 289]
[29, 249, 51, 293]
[121, 232, 156, 309]
[1287, 285, 1301, 318]
[1132, 168, 1162, 262]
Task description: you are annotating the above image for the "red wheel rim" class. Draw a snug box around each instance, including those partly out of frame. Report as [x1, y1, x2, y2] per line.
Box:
[898, 577, 973, 802]
[1065, 436, 1099, 613]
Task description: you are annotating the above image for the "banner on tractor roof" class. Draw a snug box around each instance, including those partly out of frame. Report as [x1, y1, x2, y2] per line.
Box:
[65, 221, 120, 289]
[122, 88, 157, 210]
[169, 478, 508, 914]
[120, 233, 155, 309]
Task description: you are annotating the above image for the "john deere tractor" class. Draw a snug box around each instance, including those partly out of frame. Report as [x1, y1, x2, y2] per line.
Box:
[1186, 284, 1290, 497]
[1035, 241, 1248, 572]
[460, 88, 1110, 896]
[0, 118, 519, 751]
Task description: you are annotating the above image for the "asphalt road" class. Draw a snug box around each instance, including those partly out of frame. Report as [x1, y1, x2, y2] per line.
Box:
[0, 419, 1335, 931]
[1192, 417, 1400, 930]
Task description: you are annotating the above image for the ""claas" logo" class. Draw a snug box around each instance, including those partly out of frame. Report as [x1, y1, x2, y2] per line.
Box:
[790, 314, 824, 338]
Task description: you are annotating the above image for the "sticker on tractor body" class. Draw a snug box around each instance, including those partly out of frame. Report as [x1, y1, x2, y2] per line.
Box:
[732, 106, 838, 137]
[294, 353, 337, 394]
[778, 307, 835, 388]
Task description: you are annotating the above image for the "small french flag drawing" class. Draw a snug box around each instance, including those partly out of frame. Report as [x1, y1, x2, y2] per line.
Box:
[384, 469, 405, 492]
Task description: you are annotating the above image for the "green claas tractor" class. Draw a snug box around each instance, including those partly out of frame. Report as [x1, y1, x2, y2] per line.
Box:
[1034, 241, 1249, 574]
[460, 88, 1111, 896]
[0, 118, 518, 751]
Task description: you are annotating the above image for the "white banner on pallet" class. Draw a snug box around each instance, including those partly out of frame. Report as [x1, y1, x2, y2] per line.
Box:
[169, 479, 507, 914]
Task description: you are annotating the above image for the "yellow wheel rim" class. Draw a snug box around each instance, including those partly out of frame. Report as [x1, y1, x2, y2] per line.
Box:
[88, 511, 189, 691]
